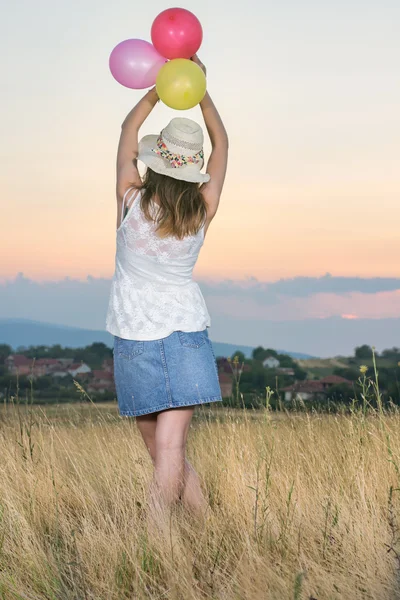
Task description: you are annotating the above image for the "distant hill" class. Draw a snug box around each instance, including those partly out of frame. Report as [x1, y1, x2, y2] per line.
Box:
[0, 319, 315, 360]
[0, 319, 114, 351]
[210, 340, 314, 360]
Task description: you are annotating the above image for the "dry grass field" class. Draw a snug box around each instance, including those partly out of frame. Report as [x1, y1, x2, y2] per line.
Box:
[295, 358, 349, 370]
[1, 394, 400, 599]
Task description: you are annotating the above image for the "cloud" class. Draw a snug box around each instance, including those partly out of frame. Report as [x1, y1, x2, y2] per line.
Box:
[200, 273, 400, 303]
[0, 272, 399, 330]
[0, 273, 110, 330]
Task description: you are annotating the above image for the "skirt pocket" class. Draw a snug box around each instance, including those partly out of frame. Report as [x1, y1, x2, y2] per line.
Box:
[178, 330, 206, 349]
[115, 336, 144, 360]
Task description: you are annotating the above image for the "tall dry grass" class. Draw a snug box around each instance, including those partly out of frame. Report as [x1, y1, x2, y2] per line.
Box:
[1, 394, 400, 599]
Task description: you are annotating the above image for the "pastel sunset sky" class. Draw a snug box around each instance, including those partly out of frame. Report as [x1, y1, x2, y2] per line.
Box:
[1, 0, 399, 355]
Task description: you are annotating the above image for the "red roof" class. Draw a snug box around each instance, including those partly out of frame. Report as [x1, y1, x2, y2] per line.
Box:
[282, 381, 325, 393]
[283, 375, 353, 393]
[7, 355, 32, 367]
[35, 358, 61, 366]
[68, 363, 84, 370]
[47, 363, 67, 371]
[74, 371, 90, 378]
[92, 370, 113, 380]
[320, 375, 352, 385]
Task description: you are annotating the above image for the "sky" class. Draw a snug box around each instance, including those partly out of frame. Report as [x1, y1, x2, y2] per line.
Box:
[1, 0, 399, 355]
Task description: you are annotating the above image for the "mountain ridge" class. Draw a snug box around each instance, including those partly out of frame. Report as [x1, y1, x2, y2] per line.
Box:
[0, 318, 315, 359]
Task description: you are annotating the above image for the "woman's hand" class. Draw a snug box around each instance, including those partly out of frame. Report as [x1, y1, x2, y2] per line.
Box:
[191, 54, 206, 77]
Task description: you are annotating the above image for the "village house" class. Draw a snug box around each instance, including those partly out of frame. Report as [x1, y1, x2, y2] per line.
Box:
[6, 351, 102, 380]
[67, 362, 92, 377]
[49, 362, 92, 379]
[34, 358, 62, 377]
[276, 367, 295, 376]
[282, 375, 353, 402]
[262, 356, 280, 369]
[216, 357, 251, 374]
[57, 358, 74, 367]
[218, 372, 233, 398]
[87, 370, 115, 394]
[318, 375, 353, 389]
[87, 382, 111, 394]
[91, 370, 114, 385]
[5, 355, 92, 380]
[51, 366, 70, 378]
[73, 370, 91, 382]
[50, 358, 75, 377]
[102, 358, 114, 373]
[5, 355, 32, 376]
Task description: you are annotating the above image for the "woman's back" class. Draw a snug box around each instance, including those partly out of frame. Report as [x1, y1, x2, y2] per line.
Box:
[106, 187, 210, 340]
[118, 187, 205, 265]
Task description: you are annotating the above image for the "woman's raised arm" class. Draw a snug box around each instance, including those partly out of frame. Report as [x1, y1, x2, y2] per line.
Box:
[116, 87, 159, 202]
[191, 55, 229, 220]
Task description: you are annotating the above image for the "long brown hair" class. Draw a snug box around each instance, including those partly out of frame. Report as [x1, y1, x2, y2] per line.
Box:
[131, 168, 207, 240]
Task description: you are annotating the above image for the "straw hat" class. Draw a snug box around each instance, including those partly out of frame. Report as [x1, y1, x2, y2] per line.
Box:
[137, 117, 210, 184]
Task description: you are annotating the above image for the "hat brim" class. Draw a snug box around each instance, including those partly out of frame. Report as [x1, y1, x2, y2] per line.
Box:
[137, 135, 210, 184]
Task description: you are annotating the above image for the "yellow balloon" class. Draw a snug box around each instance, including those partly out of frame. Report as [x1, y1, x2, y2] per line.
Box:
[156, 59, 206, 110]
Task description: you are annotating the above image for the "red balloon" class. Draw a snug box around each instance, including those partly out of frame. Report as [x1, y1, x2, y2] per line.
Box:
[151, 8, 203, 60]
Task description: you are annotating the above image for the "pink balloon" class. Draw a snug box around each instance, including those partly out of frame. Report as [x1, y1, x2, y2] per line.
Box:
[151, 8, 203, 60]
[109, 39, 167, 89]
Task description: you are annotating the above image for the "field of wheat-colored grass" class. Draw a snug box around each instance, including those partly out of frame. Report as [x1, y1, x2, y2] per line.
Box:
[1, 399, 400, 600]
[295, 358, 349, 370]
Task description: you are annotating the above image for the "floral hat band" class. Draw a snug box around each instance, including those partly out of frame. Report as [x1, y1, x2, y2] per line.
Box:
[137, 117, 210, 183]
[151, 135, 204, 169]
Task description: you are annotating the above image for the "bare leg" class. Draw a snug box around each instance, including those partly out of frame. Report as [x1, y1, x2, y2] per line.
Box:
[136, 409, 207, 516]
[181, 461, 207, 516]
[153, 406, 194, 506]
[136, 412, 157, 463]
[135, 412, 166, 530]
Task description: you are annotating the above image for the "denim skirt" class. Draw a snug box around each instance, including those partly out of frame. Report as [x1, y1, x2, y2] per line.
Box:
[113, 328, 222, 417]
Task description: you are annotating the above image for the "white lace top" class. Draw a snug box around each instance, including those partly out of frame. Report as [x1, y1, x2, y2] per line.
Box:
[106, 187, 211, 340]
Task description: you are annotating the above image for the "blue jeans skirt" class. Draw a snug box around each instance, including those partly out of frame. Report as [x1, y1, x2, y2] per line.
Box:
[113, 328, 223, 417]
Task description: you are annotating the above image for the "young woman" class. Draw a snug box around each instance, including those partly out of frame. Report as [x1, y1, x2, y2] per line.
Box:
[106, 55, 228, 517]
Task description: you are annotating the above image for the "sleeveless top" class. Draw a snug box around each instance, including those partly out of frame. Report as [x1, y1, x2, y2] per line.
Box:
[106, 186, 211, 340]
